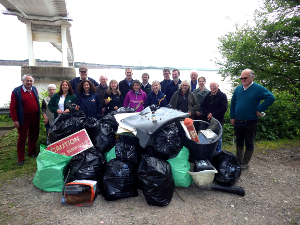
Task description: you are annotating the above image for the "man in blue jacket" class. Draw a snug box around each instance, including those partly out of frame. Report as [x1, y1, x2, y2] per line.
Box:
[230, 69, 275, 170]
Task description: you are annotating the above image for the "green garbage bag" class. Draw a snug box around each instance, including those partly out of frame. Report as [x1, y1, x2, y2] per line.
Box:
[33, 145, 72, 192]
[167, 146, 193, 187]
[105, 146, 116, 162]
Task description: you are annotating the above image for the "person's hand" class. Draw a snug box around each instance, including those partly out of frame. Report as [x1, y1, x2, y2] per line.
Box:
[43, 116, 49, 124]
[256, 111, 264, 117]
[114, 106, 118, 110]
[104, 100, 110, 105]
[57, 109, 63, 114]
[230, 119, 236, 126]
[188, 111, 192, 117]
[207, 113, 213, 120]
[13, 121, 19, 128]
[75, 105, 80, 110]
[64, 109, 70, 113]
[196, 111, 201, 117]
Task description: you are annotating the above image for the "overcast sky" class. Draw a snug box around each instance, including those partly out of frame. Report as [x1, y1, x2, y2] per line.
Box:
[0, 0, 262, 69]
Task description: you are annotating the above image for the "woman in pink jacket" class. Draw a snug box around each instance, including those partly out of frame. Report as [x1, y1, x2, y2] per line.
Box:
[123, 80, 147, 112]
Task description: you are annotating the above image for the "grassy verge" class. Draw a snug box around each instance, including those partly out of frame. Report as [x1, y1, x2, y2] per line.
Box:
[0, 128, 299, 188]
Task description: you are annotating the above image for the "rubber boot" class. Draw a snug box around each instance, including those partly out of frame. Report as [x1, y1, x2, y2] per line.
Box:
[236, 146, 244, 165]
[241, 149, 254, 170]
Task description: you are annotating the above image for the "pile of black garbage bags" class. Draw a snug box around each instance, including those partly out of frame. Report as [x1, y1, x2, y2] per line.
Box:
[48, 108, 242, 207]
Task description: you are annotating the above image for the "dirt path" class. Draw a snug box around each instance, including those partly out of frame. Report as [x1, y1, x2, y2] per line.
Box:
[1, 145, 300, 225]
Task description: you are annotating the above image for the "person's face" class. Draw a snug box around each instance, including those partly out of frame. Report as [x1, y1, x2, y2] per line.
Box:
[198, 78, 206, 88]
[142, 75, 149, 84]
[210, 83, 219, 95]
[172, 71, 180, 81]
[133, 83, 140, 92]
[110, 81, 117, 89]
[100, 76, 107, 85]
[240, 70, 253, 87]
[83, 82, 90, 92]
[190, 72, 198, 82]
[62, 82, 69, 92]
[181, 82, 189, 93]
[48, 88, 56, 97]
[80, 71, 88, 80]
[152, 83, 160, 92]
[163, 71, 170, 80]
[23, 76, 33, 90]
[125, 69, 132, 80]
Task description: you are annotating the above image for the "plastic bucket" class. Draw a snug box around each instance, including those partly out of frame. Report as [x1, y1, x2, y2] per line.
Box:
[188, 169, 218, 186]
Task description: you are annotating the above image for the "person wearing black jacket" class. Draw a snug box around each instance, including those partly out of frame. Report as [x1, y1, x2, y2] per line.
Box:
[201, 82, 228, 152]
[119, 68, 133, 99]
[103, 79, 124, 115]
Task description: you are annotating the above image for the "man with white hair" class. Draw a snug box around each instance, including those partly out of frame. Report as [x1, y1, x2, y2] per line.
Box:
[201, 82, 228, 153]
[190, 71, 198, 92]
[9, 75, 40, 166]
[166, 69, 182, 103]
[42, 84, 56, 134]
[96, 75, 108, 103]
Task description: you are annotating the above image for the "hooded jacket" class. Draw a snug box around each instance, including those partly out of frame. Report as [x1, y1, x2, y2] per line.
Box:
[123, 89, 147, 112]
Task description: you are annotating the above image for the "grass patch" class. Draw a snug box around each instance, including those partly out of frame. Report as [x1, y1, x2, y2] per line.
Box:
[0, 121, 14, 127]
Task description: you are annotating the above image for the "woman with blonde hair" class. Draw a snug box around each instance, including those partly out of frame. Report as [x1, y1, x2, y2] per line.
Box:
[103, 79, 124, 114]
[144, 80, 167, 107]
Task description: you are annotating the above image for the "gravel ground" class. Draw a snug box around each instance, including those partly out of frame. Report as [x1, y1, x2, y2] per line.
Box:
[1, 145, 300, 225]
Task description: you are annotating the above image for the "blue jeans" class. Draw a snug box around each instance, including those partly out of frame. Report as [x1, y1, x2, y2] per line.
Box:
[216, 137, 222, 153]
[234, 120, 257, 151]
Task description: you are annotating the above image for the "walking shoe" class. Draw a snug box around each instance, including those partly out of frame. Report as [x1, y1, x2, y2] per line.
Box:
[18, 161, 24, 166]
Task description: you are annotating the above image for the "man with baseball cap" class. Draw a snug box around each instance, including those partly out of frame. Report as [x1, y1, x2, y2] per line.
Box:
[69, 67, 99, 96]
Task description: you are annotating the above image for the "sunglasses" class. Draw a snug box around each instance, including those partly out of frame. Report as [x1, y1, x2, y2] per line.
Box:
[239, 77, 248, 80]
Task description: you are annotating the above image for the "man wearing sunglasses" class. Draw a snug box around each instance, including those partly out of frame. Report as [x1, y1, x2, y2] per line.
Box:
[230, 69, 275, 170]
[69, 67, 99, 96]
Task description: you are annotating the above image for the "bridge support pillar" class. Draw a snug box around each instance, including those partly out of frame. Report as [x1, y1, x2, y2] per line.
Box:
[61, 25, 68, 67]
[26, 22, 36, 66]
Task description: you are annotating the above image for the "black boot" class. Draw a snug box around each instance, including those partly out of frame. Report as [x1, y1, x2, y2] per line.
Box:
[241, 149, 253, 170]
[236, 146, 244, 165]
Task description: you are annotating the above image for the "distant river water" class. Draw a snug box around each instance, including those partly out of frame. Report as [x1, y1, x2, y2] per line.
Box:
[0, 66, 233, 107]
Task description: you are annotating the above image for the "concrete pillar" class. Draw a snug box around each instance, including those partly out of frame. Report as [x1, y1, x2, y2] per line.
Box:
[61, 25, 68, 67]
[26, 22, 35, 66]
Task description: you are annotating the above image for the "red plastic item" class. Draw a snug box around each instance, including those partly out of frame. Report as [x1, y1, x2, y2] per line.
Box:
[183, 118, 200, 143]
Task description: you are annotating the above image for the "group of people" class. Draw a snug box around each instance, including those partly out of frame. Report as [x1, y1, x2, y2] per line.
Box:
[10, 67, 275, 171]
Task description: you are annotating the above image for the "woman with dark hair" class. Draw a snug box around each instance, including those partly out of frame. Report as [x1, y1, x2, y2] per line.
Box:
[48, 80, 76, 119]
[103, 79, 124, 115]
[123, 80, 147, 112]
[169, 80, 199, 118]
[75, 80, 102, 119]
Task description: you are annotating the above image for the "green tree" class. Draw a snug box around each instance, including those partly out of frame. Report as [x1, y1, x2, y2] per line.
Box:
[216, 0, 300, 93]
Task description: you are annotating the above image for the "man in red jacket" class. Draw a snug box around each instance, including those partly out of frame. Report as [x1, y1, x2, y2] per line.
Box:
[9, 75, 40, 166]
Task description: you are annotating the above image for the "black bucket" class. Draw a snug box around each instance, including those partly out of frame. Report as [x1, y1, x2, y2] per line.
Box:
[178, 118, 222, 162]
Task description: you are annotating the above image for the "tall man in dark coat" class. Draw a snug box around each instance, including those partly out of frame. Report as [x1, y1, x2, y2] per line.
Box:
[9, 75, 40, 166]
[160, 68, 171, 95]
[141, 73, 152, 95]
[201, 82, 228, 153]
[166, 69, 182, 104]
[119, 68, 134, 99]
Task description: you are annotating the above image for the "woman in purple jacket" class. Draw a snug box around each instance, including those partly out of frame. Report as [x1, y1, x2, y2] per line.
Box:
[123, 80, 147, 112]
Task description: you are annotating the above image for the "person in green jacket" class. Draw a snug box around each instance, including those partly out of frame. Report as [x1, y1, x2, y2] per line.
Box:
[48, 80, 76, 119]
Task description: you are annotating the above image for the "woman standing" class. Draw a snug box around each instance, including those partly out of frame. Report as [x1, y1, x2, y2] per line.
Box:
[169, 80, 199, 118]
[193, 76, 210, 120]
[103, 79, 124, 115]
[75, 80, 102, 119]
[123, 80, 147, 112]
[48, 80, 76, 119]
[144, 80, 167, 107]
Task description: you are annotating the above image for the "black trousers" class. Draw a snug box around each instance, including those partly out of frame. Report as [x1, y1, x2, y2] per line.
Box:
[234, 120, 257, 151]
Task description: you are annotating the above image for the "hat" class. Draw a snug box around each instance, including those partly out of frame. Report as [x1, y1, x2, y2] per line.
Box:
[79, 67, 88, 72]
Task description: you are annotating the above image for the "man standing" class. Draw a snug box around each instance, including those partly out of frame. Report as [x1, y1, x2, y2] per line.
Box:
[141, 73, 152, 95]
[201, 82, 228, 153]
[119, 68, 133, 99]
[96, 75, 108, 103]
[69, 67, 99, 96]
[42, 84, 56, 134]
[166, 69, 182, 103]
[160, 68, 171, 94]
[10, 75, 40, 166]
[190, 71, 198, 92]
[230, 69, 275, 170]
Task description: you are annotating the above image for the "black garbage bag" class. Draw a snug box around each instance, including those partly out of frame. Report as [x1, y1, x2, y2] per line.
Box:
[212, 150, 241, 186]
[98, 113, 119, 153]
[115, 135, 146, 165]
[117, 107, 136, 113]
[84, 117, 102, 151]
[137, 156, 175, 207]
[48, 109, 86, 144]
[66, 147, 106, 192]
[147, 123, 182, 160]
[102, 158, 138, 201]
